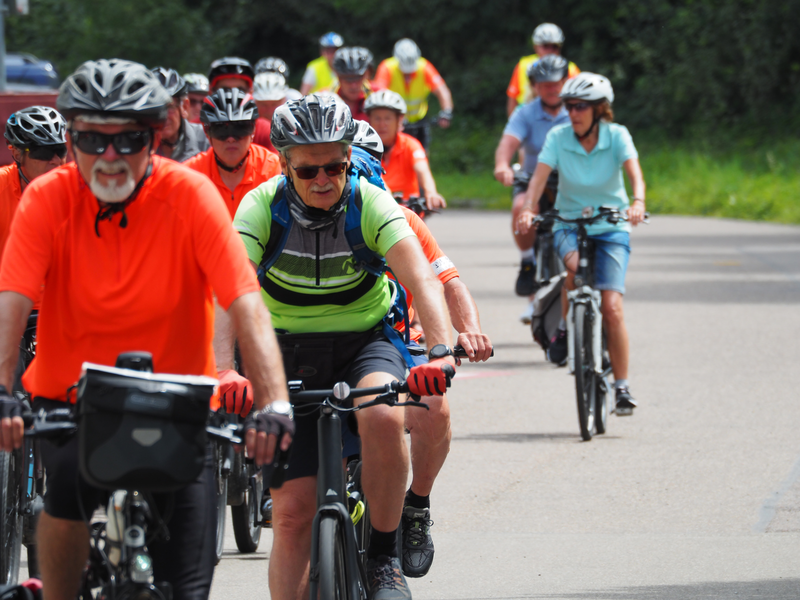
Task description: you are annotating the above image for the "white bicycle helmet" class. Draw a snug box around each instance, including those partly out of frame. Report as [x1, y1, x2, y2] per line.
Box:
[363, 90, 407, 115]
[253, 73, 288, 101]
[560, 72, 614, 103]
[532, 23, 565, 46]
[353, 120, 384, 158]
[183, 73, 209, 94]
[393, 39, 421, 74]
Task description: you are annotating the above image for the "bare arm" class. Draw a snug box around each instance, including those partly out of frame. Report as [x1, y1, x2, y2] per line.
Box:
[517, 161, 554, 234]
[494, 134, 522, 186]
[623, 157, 647, 226]
[0, 291, 33, 451]
[432, 83, 453, 129]
[413, 159, 446, 209]
[443, 278, 492, 362]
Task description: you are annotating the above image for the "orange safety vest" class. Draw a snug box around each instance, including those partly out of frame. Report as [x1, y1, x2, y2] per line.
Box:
[383, 57, 435, 123]
[514, 54, 580, 105]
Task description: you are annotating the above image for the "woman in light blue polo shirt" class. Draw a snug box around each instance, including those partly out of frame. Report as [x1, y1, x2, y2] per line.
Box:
[517, 72, 646, 416]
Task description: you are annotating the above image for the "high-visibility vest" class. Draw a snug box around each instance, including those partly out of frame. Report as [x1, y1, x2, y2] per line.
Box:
[383, 57, 435, 123]
[514, 54, 580, 105]
[307, 56, 337, 93]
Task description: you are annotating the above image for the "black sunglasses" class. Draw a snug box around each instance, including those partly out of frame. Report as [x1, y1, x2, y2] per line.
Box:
[207, 122, 255, 141]
[565, 101, 593, 113]
[26, 144, 68, 161]
[70, 130, 151, 155]
[288, 160, 348, 180]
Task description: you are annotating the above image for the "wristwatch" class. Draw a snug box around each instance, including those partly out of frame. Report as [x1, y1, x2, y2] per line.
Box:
[262, 400, 293, 419]
[428, 344, 454, 360]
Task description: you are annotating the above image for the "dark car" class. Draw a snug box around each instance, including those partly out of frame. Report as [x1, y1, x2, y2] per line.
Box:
[6, 53, 60, 89]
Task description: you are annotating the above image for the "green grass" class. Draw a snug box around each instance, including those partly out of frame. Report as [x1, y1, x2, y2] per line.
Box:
[430, 126, 800, 225]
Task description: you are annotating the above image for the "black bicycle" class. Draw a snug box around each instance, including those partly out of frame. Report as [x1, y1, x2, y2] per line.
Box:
[535, 207, 647, 441]
[392, 192, 440, 220]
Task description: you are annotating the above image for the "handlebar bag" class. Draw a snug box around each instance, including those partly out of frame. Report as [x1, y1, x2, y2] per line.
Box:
[76, 363, 218, 492]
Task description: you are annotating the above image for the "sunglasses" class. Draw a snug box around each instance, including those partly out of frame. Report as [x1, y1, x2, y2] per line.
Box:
[70, 130, 151, 155]
[565, 102, 593, 113]
[26, 144, 67, 161]
[207, 122, 255, 141]
[288, 160, 348, 180]
[189, 98, 205, 106]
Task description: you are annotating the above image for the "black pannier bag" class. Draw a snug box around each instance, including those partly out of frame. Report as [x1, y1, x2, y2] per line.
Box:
[76, 362, 217, 492]
[531, 272, 566, 353]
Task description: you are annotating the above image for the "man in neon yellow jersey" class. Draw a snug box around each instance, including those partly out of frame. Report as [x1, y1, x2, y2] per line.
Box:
[299, 32, 344, 94]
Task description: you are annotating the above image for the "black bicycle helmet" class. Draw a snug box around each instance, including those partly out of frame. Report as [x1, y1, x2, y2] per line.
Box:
[333, 47, 373, 77]
[183, 73, 209, 94]
[528, 55, 569, 83]
[271, 94, 357, 153]
[208, 57, 255, 89]
[151, 67, 188, 98]
[200, 88, 258, 125]
[255, 57, 289, 79]
[5, 106, 67, 148]
[57, 59, 170, 128]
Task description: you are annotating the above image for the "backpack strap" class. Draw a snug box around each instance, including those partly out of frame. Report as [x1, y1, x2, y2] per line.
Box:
[256, 178, 291, 285]
[344, 176, 386, 278]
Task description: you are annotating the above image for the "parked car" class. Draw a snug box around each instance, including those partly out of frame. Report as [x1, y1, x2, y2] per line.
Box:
[6, 53, 60, 88]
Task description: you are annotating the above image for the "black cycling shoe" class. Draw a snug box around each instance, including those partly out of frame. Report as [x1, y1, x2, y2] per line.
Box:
[615, 386, 637, 416]
[547, 329, 568, 366]
[515, 259, 537, 296]
[401, 505, 434, 577]
[366, 555, 412, 600]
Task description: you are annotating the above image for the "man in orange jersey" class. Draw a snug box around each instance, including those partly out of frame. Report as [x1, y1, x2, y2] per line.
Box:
[185, 88, 282, 219]
[364, 90, 446, 211]
[0, 59, 290, 600]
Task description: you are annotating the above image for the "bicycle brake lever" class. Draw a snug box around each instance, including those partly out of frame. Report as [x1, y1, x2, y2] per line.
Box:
[395, 400, 429, 409]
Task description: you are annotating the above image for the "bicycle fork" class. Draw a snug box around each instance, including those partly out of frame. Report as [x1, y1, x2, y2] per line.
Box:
[566, 286, 603, 375]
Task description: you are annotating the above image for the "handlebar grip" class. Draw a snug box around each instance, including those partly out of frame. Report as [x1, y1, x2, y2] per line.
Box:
[453, 345, 495, 358]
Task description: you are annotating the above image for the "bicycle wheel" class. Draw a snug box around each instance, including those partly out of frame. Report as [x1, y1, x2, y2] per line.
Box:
[0, 449, 23, 584]
[214, 446, 227, 564]
[318, 516, 348, 600]
[231, 464, 262, 553]
[573, 303, 596, 441]
[347, 460, 370, 572]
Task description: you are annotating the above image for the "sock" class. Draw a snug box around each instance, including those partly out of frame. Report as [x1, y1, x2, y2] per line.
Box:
[558, 317, 566, 330]
[368, 527, 398, 559]
[615, 379, 629, 390]
[405, 489, 430, 509]
[520, 247, 534, 261]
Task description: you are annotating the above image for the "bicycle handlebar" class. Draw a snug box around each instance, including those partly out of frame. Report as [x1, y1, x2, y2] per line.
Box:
[534, 207, 650, 228]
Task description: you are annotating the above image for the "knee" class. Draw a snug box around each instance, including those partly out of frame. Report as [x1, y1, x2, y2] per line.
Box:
[358, 405, 405, 445]
[272, 488, 316, 541]
[408, 396, 451, 442]
[601, 297, 625, 328]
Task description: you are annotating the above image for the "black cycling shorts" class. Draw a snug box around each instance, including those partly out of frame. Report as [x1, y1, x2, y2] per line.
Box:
[265, 328, 406, 484]
[34, 398, 216, 600]
[402, 120, 431, 154]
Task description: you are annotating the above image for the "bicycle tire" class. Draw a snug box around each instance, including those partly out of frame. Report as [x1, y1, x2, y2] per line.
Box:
[595, 345, 611, 435]
[231, 465, 262, 553]
[318, 516, 347, 600]
[348, 460, 371, 572]
[0, 449, 23, 584]
[573, 303, 596, 441]
[214, 452, 228, 564]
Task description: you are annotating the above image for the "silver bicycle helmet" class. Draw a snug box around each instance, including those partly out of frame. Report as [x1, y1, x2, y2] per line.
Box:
[183, 73, 209, 94]
[253, 73, 289, 101]
[200, 88, 258, 124]
[560, 72, 614, 103]
[532, 23, 565, 46]
[151, 67, 188, 98]
[255, 57, 289, 78]
[5, 106, 67, 148]
[527, 55, 569, 83]
[393, 39, 421, 74]
[333, 47, 373, 77]
[353, 119, 384, 158]
[270, 94, 356, 153]
[363, 90, 407, 115]
[57, 59, 171, 127]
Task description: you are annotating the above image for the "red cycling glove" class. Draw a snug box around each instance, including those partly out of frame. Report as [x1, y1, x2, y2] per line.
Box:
[407, 359, 456, 397]
[218, 369, 254, 416]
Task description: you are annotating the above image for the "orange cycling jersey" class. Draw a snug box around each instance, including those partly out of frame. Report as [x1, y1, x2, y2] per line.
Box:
[184, 143, 282, 218]
[253, 118, 277, 154]
[0, 157, 260, 405]
[394, 206, 458, 342]
[0, 164, 22, 267]
[382, 132, 428, 200]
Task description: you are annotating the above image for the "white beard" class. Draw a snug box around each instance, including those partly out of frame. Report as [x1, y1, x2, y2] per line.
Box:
[89, 159, 136, 203]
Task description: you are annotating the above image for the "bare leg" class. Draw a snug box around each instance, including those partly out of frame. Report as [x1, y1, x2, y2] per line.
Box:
[269, 475, 317, 600]
[406, 394, 450, 497]
[561, 252, 578, 320]
[511, 193, 536, 251]
[37, 513, 89, 600]
[601, 290, 629, 381]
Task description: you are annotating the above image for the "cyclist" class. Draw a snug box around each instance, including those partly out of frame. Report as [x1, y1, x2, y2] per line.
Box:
[151, 67, 210, 162]
[364, 90, 446, 210]
[373, 39, 453, 152]
[183, 73, 209, 123]
[230, 95, 457, 600]
[494, 56, 570, 317]
[506, 23, 580, 117]
[351, 124, 492, 577]
[299, 31, 344, 95]
[2, 106, 67, 265]
[517, 73, 646, 416]
[0, 58, 291, 600]
[184, 88, 281, 218]
[252, 72, 288, 153]
[332, 46, 374, 121]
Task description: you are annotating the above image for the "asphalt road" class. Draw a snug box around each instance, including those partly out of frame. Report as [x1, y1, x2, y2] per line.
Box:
[210, 212, 800, 599]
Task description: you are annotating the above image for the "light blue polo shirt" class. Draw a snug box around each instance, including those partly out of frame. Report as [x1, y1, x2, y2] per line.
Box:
[538, 122, 639, 235]
[503, 98, 570, 174]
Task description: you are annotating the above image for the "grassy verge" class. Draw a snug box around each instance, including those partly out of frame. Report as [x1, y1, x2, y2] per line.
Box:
[430, 125, 800, 224]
